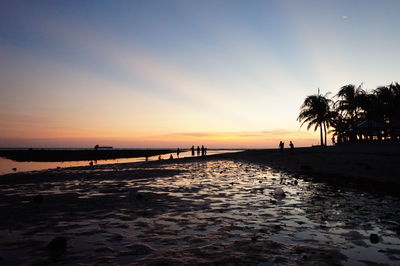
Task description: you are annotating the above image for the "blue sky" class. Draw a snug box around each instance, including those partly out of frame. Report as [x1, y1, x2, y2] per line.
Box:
[1, 0, 400, 147]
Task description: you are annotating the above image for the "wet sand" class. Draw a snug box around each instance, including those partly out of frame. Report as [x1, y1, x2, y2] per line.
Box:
[0, 153, 400, 265]
[218, 143, 400, 187]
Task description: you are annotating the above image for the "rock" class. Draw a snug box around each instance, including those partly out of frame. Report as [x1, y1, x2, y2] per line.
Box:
[32, 195, 43, 204]
[108, 233, 123, 241]
[125, 243, 154, 255]
[274, 187, 286, 197]
[136, 193, 143, 200]
[47, 236, 67, 251]
[128, 189, 144, 200]
[370, 233, 379, 244]
[273, 224, 282, 230]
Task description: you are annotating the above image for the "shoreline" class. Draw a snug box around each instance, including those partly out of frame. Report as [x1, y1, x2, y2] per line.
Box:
[2, 143, 399, 191]
[0, 149, 175, 162]
[213, 143, 400, 189]
[1, 145, 399, 265]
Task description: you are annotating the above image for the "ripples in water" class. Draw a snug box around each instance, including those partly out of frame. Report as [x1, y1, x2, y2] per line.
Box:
[0, 160, 399, 265]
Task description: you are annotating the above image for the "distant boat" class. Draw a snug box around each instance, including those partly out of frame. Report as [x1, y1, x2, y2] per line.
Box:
[94, 145, 113, 150]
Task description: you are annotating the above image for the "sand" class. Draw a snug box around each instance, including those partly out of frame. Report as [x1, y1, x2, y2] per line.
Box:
[0, 147, 400, 265]
[217, 143, 400, 188]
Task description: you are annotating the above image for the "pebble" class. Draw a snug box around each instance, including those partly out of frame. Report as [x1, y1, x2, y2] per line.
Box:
[47, 236, 67, 251]
[370, 233, 379, 244]
[32, 195, 43, 204]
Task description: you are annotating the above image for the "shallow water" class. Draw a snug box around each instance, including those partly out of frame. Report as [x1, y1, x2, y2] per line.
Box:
[0, 149, 239, 175]
[0, 160, 399, 265]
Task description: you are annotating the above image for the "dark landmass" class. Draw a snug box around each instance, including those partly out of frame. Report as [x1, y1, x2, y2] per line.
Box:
[215, 142, 400, 188]
[0, 149, 174, 162]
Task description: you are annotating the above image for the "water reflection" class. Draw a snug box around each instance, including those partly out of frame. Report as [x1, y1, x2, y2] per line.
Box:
[0, 160, 399, 265]
[0, 149, 241, 175]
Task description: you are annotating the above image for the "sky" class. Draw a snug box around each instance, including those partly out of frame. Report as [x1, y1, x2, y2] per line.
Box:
[1, 0, 400, 148]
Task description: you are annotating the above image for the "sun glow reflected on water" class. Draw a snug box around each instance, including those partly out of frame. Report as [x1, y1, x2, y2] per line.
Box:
[0, 159, 399, 265]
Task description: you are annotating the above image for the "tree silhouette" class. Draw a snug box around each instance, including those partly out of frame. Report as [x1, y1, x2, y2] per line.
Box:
[299, 82, 400, 145]
[297, 93, 332, 146]
[335, 84, 366, 142]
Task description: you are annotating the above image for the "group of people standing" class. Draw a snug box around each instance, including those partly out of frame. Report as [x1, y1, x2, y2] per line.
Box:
[190, 145, 207, 156]
[279, 141, 294, 152]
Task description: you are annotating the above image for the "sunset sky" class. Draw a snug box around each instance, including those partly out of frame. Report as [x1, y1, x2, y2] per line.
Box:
[1, 0, 400, 148]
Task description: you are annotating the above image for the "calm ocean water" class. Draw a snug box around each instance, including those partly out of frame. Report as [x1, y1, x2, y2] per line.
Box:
[0, 149, 241, 175]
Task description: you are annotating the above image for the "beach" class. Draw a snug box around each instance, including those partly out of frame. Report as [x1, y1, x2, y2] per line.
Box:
[1, 148, 400, 265]
[218, 143, 400, 188]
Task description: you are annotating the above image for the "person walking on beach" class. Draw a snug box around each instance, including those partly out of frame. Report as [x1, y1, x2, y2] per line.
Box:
[177, 148, 180, 158]
[201, 145, 205, 156]
[204, 147, 207, 155]
[197, 146, 200, 156]
[289, 141, 294, 152]
[191, 145, 195, 156]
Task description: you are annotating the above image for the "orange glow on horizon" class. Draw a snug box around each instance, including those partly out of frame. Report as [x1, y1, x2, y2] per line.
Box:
[0, 129, 321, 148]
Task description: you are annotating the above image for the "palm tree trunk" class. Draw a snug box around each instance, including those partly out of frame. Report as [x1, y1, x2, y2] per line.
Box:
[324, 122, 327, 146]
[319, 123, 323, 146]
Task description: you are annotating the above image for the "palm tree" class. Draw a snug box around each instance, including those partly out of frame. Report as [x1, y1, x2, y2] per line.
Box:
[329, 111, 349, 144]
[336, 84, 366, 142]
[336, 84, 365, 119]
[388, 82, 400, 122]
[374, 83, 400, 139]
[298, 93, 332, 146]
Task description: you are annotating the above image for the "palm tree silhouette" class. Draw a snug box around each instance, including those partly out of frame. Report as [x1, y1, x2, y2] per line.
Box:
[374, 83, 400, 139]
[335, 84, 366, 141]
[329, 111, 348, 144]
[299, 82, 400, 144]
[297, 92, 333, 146]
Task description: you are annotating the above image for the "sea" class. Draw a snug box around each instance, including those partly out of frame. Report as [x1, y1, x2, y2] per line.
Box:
[0, 148, 240, 175]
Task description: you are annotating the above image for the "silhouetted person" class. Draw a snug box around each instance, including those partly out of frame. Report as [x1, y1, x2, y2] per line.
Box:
[201, 145, 205, 156]
[205, 147, 207, 155]
[177, 148, 180, 158]
[197, 146, 200, 156]
[158, 155, 162, 160]
[145, 156, 149, 162]
[289, 141, 294, 152]
[169, 154, 173, 160]
[279, 141, 284, 152]
[191, 145, 195, 156]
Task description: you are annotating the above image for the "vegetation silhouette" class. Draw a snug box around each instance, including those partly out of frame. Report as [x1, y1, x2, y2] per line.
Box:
[299, 82, 400, 144]
[297, 91, 333, 146]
